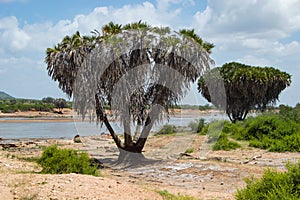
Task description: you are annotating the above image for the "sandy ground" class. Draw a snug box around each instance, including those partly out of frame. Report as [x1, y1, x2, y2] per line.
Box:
[0, 109, 299, 200]
[0, 133, 299, 200]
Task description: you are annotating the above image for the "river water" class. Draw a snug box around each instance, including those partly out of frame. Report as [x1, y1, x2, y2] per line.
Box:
[0, 114, 227, 139]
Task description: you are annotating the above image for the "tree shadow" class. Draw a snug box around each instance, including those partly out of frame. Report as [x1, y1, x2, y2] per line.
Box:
[99, 149, 163, 170]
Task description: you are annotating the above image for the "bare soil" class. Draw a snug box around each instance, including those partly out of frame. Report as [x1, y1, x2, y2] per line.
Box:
[0, 109, 299, 199]
[0, 133, 299, 200]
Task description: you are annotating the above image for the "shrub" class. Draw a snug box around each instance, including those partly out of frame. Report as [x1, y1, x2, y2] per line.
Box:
[202, 120, 225, 141]
[188, 118, 205, 133]
[157, 124, 177, 135]
[213, 133, 241, 151]
[225, 110, 300, 152]
[37, 145, 100, 176]
[236, 161, 300, 200]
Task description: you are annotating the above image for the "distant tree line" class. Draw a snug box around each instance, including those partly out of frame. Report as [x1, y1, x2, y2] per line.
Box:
[0, 97, 71, 113]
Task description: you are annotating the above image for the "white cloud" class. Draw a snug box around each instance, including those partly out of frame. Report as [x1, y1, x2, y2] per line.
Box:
[193, 0, 300, 68]
[0, 16, 30, 52]
[0, 1, 185, 56]
[194, 0, 300, 37]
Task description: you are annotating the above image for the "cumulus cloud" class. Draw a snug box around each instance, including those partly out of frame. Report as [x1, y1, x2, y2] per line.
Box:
[194, 0, 300, 37]
[0, 1, 186, 55]
[192, 0, 300, 69]
[0, 16, 31, 52]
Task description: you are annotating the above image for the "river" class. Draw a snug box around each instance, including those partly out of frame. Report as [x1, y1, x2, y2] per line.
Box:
[0, 114, 228, 139]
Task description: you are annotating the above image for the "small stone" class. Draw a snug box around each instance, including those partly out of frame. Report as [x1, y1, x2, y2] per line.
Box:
[202, 186, 205, 190]
[253, 155, 262, 160]
[220, 182, 224, 185]
[243, 160, 250, 164]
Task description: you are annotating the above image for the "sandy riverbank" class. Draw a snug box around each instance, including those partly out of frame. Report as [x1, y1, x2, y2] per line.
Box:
[0, 108, 225, 123]
[0, 134, 299, 200]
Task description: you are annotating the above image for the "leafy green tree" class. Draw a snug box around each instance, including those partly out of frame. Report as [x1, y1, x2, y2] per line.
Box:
[45, 21, 214, 161]
[54, 98, 67, 113]
[198, 62, 291, 122]
[42, 97, 55, 104]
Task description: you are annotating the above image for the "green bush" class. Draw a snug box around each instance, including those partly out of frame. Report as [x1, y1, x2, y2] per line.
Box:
[236, 161, 300, 200]
[201, 120, 225, 140]
[213, 133, 241, 151]
[188, 118, 205, 133]
[37, 145, 100, 176]
[222, 106, 300, 152]
[157, 124, 177, 135]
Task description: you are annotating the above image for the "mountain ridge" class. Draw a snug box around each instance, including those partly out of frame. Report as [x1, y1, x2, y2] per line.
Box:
[0, 91, 14, 99]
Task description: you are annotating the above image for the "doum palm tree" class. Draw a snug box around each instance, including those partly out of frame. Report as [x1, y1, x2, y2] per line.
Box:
[45, 21, 215, 162]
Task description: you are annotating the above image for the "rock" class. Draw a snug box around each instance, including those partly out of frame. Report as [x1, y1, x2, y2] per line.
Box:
[73, 135, 82, 143]
[243, 160, 250, 164]
[253, 155, 262, 160]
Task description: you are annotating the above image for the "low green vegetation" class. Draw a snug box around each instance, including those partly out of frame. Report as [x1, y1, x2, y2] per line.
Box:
[0, 98, 72, 113]
[157, 124, 178, 135]
[37, 145, 100, 176]
[199, 104, 300, 152]
[188, 118, 206, 133]
[224, 104, 300, 152]
[157, 190, 198, 200]
[236, 161, 300, 200]
[212, 133, 241, 151]
[184, 148, 195, 154]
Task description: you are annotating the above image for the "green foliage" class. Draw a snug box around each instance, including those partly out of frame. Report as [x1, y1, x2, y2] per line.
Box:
[157, 190, 198, 200]
[198, 62, 291, 122]
[279, 104, 300, 123]
[220, 105, 300, 152]
[198, 120, 240, 151]
[236, 161, 300, 200]
[212, 133, 241, 151]
[37, 145, 100, 176]
[188, 118, 206, 133]
[0, 97, 72, 113]
[0, 98, 55, 113]
[184, 148, 195, 154]
[157, 124, 178, 135]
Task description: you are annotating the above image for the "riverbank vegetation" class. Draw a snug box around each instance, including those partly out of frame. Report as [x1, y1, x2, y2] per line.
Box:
[236, 161, 300, 200]
[200, 104, 300, 152]
[0, 98, 72, 113]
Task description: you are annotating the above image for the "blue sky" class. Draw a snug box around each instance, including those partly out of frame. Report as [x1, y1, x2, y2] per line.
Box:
[0, 0, 300, 106]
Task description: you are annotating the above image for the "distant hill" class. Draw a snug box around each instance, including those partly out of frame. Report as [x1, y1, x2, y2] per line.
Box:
[0, 91, 14, 99]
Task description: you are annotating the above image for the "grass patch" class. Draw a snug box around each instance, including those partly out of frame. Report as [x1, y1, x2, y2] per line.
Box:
[157, 124, 177, 135]
[157, 190, 199, 200]
[212, 134, 241, 151]
[20, 194, 38, 200]
[184, 148, 195, 154]
[37, 145, 100, 176]
[236, 161, 300, 200]
[188, 118, 206, 133]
